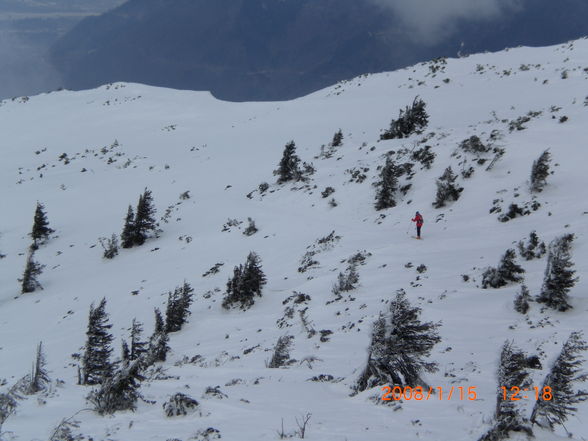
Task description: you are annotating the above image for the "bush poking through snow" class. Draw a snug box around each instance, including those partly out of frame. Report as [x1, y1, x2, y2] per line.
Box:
[498, 203, 529, 222]
[99, 234, 119, 259]
[267, 335, 295, 368]
[332, 263, 359, 298]
[530, 331, 588, 429]
[48, 417, 84, 441]
[87, 359, 145, 415]
[517, 231, 546, 260]
[411, 145, 435, 169]
[433, 166, 463, 208]
[222, 252, 267, 310]
[536, 234, 577, 311]
[481, 249, 525, 289]
[459, 135, 490, 154]
[258, 182, 269, 193]
[530, 149, 551, 193]
[354, 289, 441, 393]
[513, 285, 531, 314]
[321, 187, 335, 198]
[380, 97, 429, 140]
[192, 427, 221, 440]
[203, 386, 228, 399]
[243, 217, 258, 236]
[0, 392, 18, 430]
[163, 393, 199, 417]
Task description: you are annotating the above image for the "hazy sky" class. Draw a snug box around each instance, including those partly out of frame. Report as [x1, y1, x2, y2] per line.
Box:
[371, 0, 524, 44]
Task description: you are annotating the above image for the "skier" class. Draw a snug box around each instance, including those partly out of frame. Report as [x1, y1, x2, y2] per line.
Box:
[411, 211, 424, 239]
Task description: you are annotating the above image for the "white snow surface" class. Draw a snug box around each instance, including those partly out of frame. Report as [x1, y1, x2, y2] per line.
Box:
[0, 39, 587, 441]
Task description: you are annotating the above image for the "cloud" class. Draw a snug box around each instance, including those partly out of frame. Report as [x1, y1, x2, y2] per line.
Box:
[370, 0, 524, 45]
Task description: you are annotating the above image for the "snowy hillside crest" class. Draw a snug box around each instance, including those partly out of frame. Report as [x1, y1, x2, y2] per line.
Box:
[0, 38, 588, 440]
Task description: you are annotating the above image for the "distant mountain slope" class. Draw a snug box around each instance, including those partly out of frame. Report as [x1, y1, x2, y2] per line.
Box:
[1, 40, 588, 440]
[50, 0, 588, 101]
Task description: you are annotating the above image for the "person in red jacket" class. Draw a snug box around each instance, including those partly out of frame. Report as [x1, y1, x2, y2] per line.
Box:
[412, 211, 424, 239]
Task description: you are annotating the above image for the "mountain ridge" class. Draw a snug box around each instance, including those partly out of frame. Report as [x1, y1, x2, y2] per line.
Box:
[0, 39, 587, 440]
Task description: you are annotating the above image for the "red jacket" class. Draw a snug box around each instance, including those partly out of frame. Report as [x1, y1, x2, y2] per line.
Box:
[412, 214, 424, 227]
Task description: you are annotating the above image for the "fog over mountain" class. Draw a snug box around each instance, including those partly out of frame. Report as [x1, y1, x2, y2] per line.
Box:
[370, 0, 524, 44]
[48, 0, 588, 101]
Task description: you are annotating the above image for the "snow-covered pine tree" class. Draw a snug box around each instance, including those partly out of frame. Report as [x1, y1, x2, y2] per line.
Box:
[222, 264, 244, 309]
[20, 251, 45, 294]
[145, 308, 169, 364]
[27, 342, 49, 394]
[163, 393, 200, 417]
[0, 392, 18, 431]
[530, 149, 551, 193]
[433, 166, 463, 208]
[536, 234, 577, 311]
[331, 129, 343, 147]
[374, 157, 398, 210]
[478, 341, 534, 441]
[332, 263, 359, 298]
[267, 335, 294, 368]
[354, 289, 441, 393]
[513, 285, 531, 314]
[129, 319, 148, 361]
[517, 230, 546, 261]
[380, 97, 429, 140]
[81, 298, 114, 385]
[133, 188, 157, 245]
[530, 331, 588, 430]
[165, 282, 194, 333]
[120, 205, 135, 248]
[275, 141, 303, 184]
[243, 252, 266, 297]
[481, 249, 525, 289]
[496, 342, 532, 422]
[30, 202, 54, 247]
[459, 135, 489, 154]
[87, 358, 145, 415]
[222, 252, 267, 310]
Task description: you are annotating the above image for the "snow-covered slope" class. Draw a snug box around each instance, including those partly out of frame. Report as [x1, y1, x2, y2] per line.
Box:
[1, 38, 587, 441]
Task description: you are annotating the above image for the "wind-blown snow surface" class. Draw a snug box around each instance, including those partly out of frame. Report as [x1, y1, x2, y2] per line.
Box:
[1, 39, 587, 441]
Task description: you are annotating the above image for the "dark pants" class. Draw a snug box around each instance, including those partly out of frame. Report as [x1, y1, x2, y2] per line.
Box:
[416, 225, 421, 237]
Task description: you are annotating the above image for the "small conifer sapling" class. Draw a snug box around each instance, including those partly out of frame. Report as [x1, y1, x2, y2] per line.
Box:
[30, 202, 54, 247]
